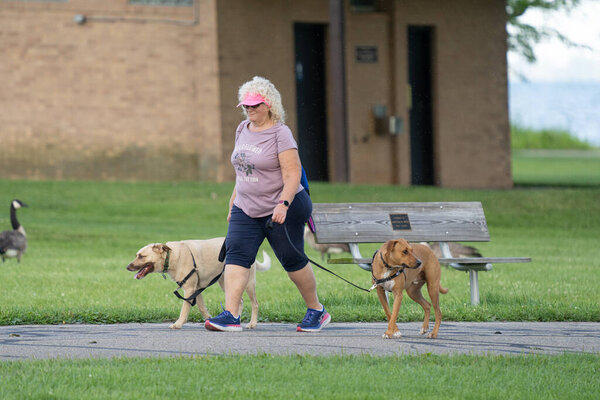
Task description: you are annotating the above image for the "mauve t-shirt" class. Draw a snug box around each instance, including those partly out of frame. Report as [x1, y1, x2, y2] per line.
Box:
[231, 120, 304, 218]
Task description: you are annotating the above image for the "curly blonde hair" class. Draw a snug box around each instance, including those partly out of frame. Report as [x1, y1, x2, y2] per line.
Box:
[238, 76, 286, 123]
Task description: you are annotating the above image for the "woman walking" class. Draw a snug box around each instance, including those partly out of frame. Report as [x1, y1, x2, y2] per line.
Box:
[205, 76, 330, 333]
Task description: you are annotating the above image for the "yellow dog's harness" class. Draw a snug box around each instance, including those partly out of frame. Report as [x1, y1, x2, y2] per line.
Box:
[162, 245, 224, 307]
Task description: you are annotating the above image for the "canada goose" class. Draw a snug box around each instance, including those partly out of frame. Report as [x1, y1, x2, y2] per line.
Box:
[0, 199, 28, 263]
[304, 226, 350, 260]
[424, 242, 482, 259]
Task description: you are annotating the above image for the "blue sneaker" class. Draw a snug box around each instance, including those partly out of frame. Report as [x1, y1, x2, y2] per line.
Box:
[205, 310, 242, 332]
[296, 307, 331, 332]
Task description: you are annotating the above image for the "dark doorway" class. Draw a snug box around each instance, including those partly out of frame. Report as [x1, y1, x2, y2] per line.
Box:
[408, 26, 434, 185]
[294, 23, 329, 181]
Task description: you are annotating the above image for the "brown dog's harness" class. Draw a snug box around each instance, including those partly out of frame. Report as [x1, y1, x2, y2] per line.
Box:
[164, 246, 224, 306]
[369, 250, 420, 291]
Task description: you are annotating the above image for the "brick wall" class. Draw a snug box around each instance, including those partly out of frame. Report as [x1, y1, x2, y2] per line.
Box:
[0, 0, 221, 181]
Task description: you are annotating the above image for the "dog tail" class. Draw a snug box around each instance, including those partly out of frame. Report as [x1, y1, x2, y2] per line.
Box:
[255, 250, 271, 272]
[439, 286, 449, 294]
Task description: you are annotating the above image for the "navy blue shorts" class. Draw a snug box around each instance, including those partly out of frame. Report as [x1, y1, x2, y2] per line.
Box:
[225, 189, 312, 272]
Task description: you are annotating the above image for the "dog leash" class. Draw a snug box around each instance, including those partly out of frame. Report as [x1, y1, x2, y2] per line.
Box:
[266, 218, 373, 293]
[172, 246, 224, 306]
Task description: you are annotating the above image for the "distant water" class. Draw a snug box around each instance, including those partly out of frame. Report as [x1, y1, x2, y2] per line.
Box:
[509, 81, 600, 145]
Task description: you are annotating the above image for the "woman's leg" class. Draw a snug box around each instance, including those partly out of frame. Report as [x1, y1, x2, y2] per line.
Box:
[287, 263, 321, 310]
[268, 190, 322, 310]
[221, 206, 265, 318]
[224, 264, 251, 317]
[265, 190, 330, 331]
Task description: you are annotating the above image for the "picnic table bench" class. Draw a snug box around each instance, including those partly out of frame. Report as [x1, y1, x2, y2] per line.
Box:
[311, 202, 531, 305]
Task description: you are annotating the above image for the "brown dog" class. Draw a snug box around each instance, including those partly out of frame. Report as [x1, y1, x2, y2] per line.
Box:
[126, 238, 270, 329]
[371, 238, 448, 339]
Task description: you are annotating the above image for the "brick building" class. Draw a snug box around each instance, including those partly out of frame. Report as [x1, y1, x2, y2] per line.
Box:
[0, 0, 512, 187]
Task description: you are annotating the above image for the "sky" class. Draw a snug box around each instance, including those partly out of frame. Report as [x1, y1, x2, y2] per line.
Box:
[507, 0, 600, 82]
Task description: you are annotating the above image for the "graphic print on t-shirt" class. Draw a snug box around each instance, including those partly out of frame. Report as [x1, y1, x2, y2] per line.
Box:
[231, 121, 301, 218]
[234, 152, 255, 176]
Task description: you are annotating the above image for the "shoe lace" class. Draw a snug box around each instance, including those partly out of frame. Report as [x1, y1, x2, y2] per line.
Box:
[301, 309, 320, 324]
[215, 305, 234, 321]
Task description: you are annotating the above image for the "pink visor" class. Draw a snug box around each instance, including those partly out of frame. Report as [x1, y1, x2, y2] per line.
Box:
[237, 92, 270, 108]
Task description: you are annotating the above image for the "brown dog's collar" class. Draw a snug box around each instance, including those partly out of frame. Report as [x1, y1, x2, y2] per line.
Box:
[369, 250, 407, 290]
[374, 250, 403, 270]
[375, 249, 420, 271]
[378, 250, 395, 270]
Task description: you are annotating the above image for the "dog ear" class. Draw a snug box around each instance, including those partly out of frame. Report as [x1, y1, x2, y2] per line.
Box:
[386, 240, 398, 252]
[382, 240, 396, 257]
[152, 243, 171, 254]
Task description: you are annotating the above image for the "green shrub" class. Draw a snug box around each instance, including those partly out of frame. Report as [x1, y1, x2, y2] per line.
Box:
[511, 125, 595, 150]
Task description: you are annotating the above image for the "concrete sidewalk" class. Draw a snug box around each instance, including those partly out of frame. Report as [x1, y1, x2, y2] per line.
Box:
[2, 322, 599, 360]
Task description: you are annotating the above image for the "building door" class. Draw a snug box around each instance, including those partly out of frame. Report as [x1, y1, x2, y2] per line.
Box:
[294, 23, 329, 181]
[408, 26, 435, 185]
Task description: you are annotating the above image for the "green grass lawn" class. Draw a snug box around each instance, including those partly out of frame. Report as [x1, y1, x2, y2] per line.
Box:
[1, 150, 599, 398]
[512, 149, 600, 186]
[1, 354, 598, 400]
[1, 179, 599, 325]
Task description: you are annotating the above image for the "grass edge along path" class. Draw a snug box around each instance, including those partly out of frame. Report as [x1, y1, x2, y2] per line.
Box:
[1, 353, 599, 399]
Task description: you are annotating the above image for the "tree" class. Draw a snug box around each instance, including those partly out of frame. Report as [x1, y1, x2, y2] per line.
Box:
[506, 0, 582, 63]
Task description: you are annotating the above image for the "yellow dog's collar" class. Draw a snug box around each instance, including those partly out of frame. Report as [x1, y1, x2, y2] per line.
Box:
[161, 250, 171, 279]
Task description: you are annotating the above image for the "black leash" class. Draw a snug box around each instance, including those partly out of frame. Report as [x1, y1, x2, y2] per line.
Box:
[173, 246, 224, 306]
[266, 218, 372, 293]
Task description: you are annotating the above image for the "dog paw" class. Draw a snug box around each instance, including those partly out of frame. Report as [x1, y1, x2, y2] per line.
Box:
[426, 332, 437, 339]
[245, 322, 257, 329]
[169, 323, 183, 329]
[420, 328, 428, 335]
[382, 331, 402, 339]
